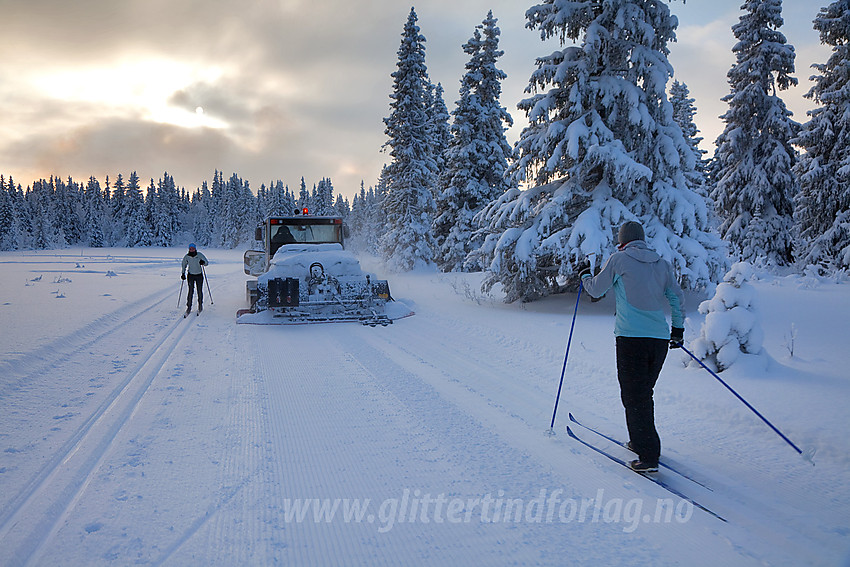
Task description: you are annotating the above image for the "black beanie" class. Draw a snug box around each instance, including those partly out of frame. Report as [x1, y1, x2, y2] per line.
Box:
[618, 221, 645, 246]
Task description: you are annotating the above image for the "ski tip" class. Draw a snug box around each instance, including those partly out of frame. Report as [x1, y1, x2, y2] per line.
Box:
[802, 447, 817, 466]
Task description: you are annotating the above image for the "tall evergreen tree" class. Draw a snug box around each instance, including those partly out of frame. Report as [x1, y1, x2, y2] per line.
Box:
[110, 173, 127, 245]
[711, 0, 799, 266]
[208, 170, 225, 245]
[269, 180, 293, 216]
[256, 183, 270, 222]
[85, 176, 106, 247]
[51, 177, 78, 246]
[670, 80, 709, 196]
[314, 177, 335, 215]
[0, 176, 17, 250]
[190, 184, 213, 247]
[297, 177, 311, 212]
[137, 179, 157, 247]
[221, 173, 243, 248]
[380, 7, 437, 271]
[12, 177, 33, 247]
[334, 193, 350, 218]
[435, 11, 513, 272]
[426, 82, 452, 179]
[477, 0, 725, 302]
[124, 172, 146, 247]
[153, 173, 180, 247]
[792, 0, 850, 272]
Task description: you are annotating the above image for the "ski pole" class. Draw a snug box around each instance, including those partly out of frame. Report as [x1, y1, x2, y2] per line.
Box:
[177, 279, 184, 308]
[680, 344, 815, 465]
[202, 264, 214, 305]
[547, 283, 582, 436]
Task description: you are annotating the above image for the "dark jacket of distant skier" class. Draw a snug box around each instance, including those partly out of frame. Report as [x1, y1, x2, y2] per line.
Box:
[580, 222, 684, 472]
[181, 244, 208, 311]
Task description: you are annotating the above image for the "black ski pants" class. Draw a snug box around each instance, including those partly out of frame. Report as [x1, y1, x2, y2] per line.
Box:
[186, 273, 204, 308]
[615, 336, 668, 465]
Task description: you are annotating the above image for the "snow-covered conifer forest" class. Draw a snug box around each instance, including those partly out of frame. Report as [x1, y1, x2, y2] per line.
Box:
[2, 0, 849, 280]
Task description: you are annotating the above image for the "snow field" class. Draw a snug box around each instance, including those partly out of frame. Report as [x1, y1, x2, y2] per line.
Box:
[0, 248, 848, 566]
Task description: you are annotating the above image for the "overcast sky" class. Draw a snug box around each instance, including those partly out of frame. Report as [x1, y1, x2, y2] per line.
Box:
[1, 0, 831, 200]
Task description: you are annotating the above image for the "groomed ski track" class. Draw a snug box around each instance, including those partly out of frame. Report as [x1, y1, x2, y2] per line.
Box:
[0, 250, 844, 566]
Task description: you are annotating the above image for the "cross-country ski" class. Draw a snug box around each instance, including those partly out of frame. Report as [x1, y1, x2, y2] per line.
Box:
[568, 413, 711, 490]
[566, 426, 726, 522]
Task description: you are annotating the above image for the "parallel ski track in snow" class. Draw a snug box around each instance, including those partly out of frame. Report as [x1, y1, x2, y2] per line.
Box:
[153, 323, 271, 566]
[358, 306, 837, 566]
[0, 295, 200, 566]
[247, 324, 621, 565]
[0, 284, 176, 397]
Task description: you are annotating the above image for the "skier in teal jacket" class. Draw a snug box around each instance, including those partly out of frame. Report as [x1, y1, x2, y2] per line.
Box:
[181, 244, 208, 314]
[581, 221, 685, 472]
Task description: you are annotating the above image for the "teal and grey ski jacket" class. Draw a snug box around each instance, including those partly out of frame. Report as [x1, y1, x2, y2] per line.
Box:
[581, 241, 684, 340]
[181, 252, 209, 276]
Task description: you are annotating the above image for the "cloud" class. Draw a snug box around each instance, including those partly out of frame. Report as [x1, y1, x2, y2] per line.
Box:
[4, 117, 231, 184]
[2, 0, 541, 196]
[2, 0, 827, 198]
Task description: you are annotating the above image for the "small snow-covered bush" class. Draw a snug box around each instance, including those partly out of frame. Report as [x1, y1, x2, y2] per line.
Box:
[689, 262, 764, 371]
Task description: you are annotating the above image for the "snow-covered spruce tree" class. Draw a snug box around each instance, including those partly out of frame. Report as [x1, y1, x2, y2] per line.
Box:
[0, 177, 18, 250]
[427, 82, 451, 176]
[711, 0, 798, 266]
[219, 173, 256, 248]
[190, 187, 213, 247]
[268, 180, 294, 217]
[109, 174, 126, 245]
[313, 177, 335, 215]
[153, 173, 180, 247]
[690, 261, 764, 371]
[477, 0, 725, 302]
[297, 177, 311, 212]
[84, 176, 106, 247]
[792, 0, 850, 273]
[136, 179, 158, 247]
[124, 172, 147, 247]
[434, 11, 513, 273]
[669, 80, 709, 196]
[352, 174, 388, 256]
[334, 193, 350, 218]
[380, 7, 437, 271]
[256, 183, 269, 222]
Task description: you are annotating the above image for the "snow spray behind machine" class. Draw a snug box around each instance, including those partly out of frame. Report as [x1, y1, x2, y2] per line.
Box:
[237, 210, 413, 325]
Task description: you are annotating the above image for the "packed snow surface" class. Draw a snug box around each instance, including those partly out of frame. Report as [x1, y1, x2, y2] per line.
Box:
[1, 248, 848, 566]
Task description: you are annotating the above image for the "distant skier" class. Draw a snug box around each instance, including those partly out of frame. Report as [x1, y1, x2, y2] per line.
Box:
[181, 244, 209, 314]
[580, 221, 685, 473]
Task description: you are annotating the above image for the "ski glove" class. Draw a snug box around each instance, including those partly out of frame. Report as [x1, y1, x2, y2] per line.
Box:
[181, 273, 186, 280]
[578, 266, 605, 301]
[669, 327, 684, 349]
[200, 260, 207, 266]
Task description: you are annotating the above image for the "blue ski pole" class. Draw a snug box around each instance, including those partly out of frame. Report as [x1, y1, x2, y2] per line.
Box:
[680, 344, 815, 465]
[547, 283, 582, 436]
